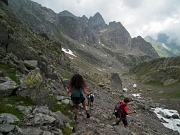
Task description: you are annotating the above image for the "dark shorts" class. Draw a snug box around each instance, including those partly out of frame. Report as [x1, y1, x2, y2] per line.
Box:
[90, 98, 94, 102]
[71, 97, 85, 104]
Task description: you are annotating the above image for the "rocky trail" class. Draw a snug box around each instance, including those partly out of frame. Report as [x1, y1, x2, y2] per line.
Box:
[72, 77, 180, 135]
[0, 75, 180, 135]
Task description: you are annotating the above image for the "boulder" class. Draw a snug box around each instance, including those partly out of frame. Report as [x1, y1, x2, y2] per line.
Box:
[0, 113, 19, 124]
[20, 68, 43, 90]
[24, 60, 37, 70]
[0, 77, 18, 96]
[0, 124, 15, 133]
[110, 73, 122, 90]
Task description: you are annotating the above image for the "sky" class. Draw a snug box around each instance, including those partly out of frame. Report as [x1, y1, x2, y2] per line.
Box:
[31, 0, 180, 42]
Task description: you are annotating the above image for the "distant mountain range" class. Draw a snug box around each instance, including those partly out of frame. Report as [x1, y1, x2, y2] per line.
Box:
[8, 0, 160, 73]
[144, 36, 177, 57]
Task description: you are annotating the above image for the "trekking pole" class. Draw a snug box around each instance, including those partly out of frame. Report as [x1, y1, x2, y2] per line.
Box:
[128, 113, 137, 126]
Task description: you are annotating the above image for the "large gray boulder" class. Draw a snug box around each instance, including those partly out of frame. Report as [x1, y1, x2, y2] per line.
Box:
[0, 77, 18, 96]
[110, 73, 122, 91]
[0, 113, 19, 124]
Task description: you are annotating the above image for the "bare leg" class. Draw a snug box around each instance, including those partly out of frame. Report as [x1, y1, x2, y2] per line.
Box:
[82, 101, 90, 118]
[74, 104, 78, 117]
[82, 101, 88, 112]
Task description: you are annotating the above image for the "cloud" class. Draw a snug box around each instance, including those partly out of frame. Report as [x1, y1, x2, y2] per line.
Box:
[122, 0, 144, 9]
[31, 0, 180, 44]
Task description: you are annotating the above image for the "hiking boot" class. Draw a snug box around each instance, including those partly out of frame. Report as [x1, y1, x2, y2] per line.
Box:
[74, 116, 79, 124]
[86, 112, 90, 118]
[116, 120, 120, 125]
[116, 121, 120, 125]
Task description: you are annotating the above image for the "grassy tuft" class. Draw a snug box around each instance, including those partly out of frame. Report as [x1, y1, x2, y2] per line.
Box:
[144, 81, 164, 87]
[62, 126, 72, 135]
[0, 63, 20, 85]
[50, 100, 73, 118]
[0, 95, 34, 119]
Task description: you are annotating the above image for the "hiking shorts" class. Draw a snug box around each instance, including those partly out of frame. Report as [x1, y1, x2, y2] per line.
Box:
[90, 98, 94, 102]
[71, 97, 85, 104]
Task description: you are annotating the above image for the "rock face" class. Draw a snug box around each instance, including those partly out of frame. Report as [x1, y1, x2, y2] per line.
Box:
[105, 21, 131, 47]
[88, 12, 106, 31]
[0, 0, 72, 106]
[131, 36, 160, 59]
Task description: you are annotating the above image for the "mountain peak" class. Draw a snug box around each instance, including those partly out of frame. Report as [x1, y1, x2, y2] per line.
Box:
[58, 10, 76, 18]
[93, 12, 102, 17]
[88, 12, 106, 31]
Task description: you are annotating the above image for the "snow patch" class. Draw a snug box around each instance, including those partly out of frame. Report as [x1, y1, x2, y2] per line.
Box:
[152, 107, 180, 133]
[62, 48, 77, 57]
[132, 93, 141, 98]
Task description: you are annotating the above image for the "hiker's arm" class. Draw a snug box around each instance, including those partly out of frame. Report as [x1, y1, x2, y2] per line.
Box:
[65, 87, 72, 93]
[127, 110, 136, 114]
[83, 89, 92, 95]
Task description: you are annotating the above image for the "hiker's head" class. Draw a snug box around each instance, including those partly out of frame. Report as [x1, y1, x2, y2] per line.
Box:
[69, 74, 86, 89]
[123, 97, 130, 103]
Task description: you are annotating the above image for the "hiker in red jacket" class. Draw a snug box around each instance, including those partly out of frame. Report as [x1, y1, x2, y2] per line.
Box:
[116, 97, 136, 128]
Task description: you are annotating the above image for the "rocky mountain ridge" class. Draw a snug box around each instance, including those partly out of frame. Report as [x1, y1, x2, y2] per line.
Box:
[8, 0, 159, 73]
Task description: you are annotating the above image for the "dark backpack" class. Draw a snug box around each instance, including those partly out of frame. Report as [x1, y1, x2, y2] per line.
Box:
[71, 88, 84, 104]
[114, 101, 126, 118]
[90, 94, 94, 101]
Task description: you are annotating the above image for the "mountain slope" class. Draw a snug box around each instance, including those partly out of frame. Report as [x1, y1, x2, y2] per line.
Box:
[0, 0, 76, 106]
[144, 36, 176, 57]
[129, 56, 180, 86]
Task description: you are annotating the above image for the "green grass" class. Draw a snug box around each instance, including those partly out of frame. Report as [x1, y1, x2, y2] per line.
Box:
[144, 81, 164, 87]
[143, 80, 180, 99]
[50, 100, 72, 118]
[0, 63, 20, 85]
[0, 95, 34, 119]
[62, 126, 72, 135]
[166, 89, 180, 98]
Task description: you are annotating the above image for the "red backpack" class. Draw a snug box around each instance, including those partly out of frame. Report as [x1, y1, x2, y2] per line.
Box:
[114, 101, 126, 118]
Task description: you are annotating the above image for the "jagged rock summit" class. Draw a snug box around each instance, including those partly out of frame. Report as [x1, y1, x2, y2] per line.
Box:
[8, 0, 160, 72]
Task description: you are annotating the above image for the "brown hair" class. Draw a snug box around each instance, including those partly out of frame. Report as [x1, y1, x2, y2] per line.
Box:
[123, 97, 130, 103]
[69, 74, 86, 89]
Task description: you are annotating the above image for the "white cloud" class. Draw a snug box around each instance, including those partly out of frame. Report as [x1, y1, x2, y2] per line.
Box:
[31, 0, 180, 43]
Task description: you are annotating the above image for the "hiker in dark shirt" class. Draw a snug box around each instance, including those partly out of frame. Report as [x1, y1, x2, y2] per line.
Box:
[89, 93, 94, 107]
[66, 74, 92, 124]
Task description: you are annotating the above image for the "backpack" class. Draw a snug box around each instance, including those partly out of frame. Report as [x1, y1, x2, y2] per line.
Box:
[90, 94, 94, 101]
[71, 88, 85, 104]
[114, 101, 126, 118]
